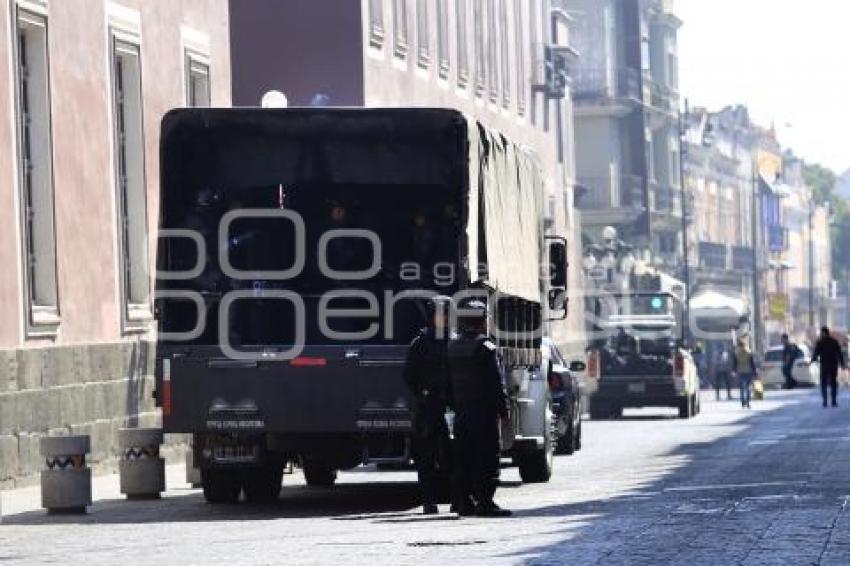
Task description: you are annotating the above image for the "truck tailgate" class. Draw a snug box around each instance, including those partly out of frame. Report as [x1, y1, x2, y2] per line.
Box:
[157, 345, 412, 434]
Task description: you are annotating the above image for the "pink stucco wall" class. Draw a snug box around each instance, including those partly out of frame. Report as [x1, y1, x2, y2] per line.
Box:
[0, 0, 231, 350]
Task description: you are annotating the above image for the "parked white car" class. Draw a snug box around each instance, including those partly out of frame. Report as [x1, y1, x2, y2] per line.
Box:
[761, 345, 820, 388]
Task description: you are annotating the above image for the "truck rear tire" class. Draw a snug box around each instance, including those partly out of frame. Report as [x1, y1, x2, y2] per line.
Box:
[303, 460, 338, 487]
[243, 464, 283, 503]
[678, 395, 693, 419]
[202, 468, 241, 504]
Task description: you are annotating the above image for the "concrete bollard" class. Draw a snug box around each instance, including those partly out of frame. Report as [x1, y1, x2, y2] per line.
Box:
[186, 445, 201, 488]
[40, 435, 92, 514]
[118, 428, 165, 500]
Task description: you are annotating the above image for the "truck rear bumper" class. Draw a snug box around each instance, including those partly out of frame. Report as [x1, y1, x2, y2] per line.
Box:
[593, 376, 686, 407]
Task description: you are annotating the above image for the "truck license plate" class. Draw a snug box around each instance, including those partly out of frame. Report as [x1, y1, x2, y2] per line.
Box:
[628, 383, 646, 393]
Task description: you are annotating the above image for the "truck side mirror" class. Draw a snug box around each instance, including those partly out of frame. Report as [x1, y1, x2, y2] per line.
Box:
[569, 360, 587, 373]
[548, 239, 568, 288]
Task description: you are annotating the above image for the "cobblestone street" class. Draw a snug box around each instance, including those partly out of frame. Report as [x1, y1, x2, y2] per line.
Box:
[3, 390, 850, 565]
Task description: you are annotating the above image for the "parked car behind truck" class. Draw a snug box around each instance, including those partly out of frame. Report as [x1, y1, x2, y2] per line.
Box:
[154, 108, 571, 502]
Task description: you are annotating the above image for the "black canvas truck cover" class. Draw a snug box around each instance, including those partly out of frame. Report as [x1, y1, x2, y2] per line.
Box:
[159, 108, 544, 304]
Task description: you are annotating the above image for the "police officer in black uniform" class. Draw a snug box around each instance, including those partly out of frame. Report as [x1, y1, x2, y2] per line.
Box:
[448, 298, 512, 517]
[403, 295, 453, 515]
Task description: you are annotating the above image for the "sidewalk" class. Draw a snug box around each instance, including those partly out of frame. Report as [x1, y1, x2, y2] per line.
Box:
[1, 462, 194, 520]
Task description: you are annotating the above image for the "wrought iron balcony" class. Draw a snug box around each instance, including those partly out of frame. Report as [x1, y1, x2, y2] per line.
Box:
[572, 67, 642, 103]
[576, 174, 646, 210]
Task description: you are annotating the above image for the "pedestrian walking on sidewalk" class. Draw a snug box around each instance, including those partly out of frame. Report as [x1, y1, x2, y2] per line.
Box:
[780, 333, 802, 390]
[812, 326, 846, 408]
[733, 338, 757, 409]
[713, 344, 734, 401]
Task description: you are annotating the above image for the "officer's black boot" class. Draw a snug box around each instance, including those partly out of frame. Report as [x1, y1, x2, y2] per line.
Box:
[422, 503, 439, 515]
[449, 497, 476, 516]
[475, 501, 512, 517]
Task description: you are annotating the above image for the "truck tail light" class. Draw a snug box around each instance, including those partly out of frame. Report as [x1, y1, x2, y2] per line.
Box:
[674, 352, 685, 378]
[548, 373, 562, 391]
[290, 356, 327, 367]
[587, 350, 600, 380]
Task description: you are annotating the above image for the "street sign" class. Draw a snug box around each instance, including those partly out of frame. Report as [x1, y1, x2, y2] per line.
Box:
[767, 293, 789, 320]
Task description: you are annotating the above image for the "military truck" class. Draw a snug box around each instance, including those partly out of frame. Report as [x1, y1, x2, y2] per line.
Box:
[154, 108, 570, 503]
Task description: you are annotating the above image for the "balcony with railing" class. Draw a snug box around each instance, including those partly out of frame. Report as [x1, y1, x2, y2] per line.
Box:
[732, 246, 755, 272]
[698, 241, 728, 270]
[572, 67, 642, 105]
[649, 183, 682, 216]
[576, 174, 645, 211]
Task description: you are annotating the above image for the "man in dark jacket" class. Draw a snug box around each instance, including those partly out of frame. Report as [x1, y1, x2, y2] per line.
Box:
[447, 298, 511, 517]
[812, 327, 846, 407]
[781, 333, 802, 389]
[403, 296, 453, 514]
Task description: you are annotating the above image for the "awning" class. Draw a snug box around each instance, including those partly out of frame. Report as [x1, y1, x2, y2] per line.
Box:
[690, 289, 750, 332]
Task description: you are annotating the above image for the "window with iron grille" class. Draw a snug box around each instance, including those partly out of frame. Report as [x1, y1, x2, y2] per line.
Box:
[369, 0, 385, 48]
[499, 0, 510, 108]
[416, 0, 430, 68]
[515, 0, 526, 115]
[393, 0, 409, 58]
[14, 7, 59, 331]
[473, 0, 485, 96]
[437, 0, 449, 78]
[185, 54, 210, 107]
[487, 0, 499, 103]
[112, 38, 150, 323]
[456, 0, 469, 87]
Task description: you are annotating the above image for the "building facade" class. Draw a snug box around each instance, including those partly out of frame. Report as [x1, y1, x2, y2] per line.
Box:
[229, 0, 586, 355]
[563, 0, 682, 269]
[781, 154, 832, 342]
[0, 0, 231, 486]
[683, 105, 756, 338]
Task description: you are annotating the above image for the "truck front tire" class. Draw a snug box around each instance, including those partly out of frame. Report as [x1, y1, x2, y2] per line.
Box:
[303, 460, 338, 487]
[201, 468, 241, 504]
[517, 408, 554, 483]
[243, 464, 283, 503]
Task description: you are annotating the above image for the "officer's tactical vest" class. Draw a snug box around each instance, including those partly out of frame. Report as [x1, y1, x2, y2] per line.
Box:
[448, 334, 492, 406]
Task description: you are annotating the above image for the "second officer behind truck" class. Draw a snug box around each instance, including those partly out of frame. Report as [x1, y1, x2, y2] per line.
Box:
[448, 298, 512, 517]
[403, 295, 453, 515]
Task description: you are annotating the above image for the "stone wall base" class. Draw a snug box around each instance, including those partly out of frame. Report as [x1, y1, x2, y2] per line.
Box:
[0, 340, 183, 488]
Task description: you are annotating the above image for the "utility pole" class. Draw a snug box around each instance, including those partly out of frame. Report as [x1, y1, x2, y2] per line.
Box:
[678, 98, 691, 346]
[844, 266, 850, 332]
[751, 166, 762, 354]
[808, 196, 815, 329]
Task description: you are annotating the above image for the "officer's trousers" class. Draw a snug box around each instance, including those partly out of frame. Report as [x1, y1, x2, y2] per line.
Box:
[412, 402, 451, 505]
[452, 404, 500, 506]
